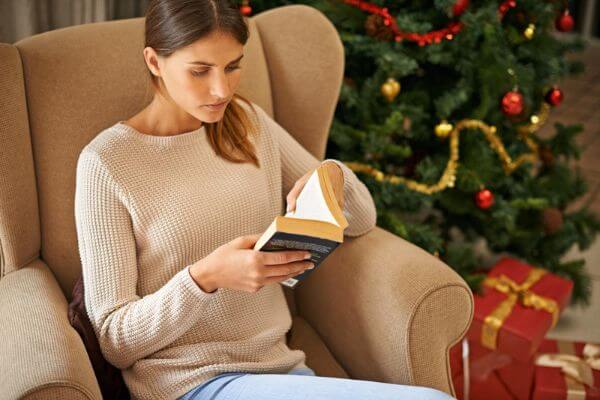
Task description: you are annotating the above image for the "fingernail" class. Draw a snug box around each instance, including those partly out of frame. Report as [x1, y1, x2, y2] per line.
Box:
[309, 263, 315, 269]
[304, 253, 311, 259]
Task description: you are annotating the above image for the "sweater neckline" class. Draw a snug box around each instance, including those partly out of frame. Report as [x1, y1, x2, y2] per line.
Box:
[115, 121, 206, 146]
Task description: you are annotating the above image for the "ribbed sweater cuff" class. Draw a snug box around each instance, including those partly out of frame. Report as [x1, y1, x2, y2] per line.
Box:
[182, 265, 220, 297]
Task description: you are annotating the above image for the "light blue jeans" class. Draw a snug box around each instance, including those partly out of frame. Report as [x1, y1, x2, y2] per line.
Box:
[178, 367, 455, 400]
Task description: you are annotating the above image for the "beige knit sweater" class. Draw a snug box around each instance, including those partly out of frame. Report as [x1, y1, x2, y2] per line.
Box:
[74, 99, 377, 400]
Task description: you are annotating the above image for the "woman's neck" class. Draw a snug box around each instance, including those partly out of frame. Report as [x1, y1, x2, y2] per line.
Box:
[128, 94, 203, 137]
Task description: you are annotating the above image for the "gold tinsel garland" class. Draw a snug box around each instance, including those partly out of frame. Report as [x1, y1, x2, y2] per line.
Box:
[342, 103, 551, 195]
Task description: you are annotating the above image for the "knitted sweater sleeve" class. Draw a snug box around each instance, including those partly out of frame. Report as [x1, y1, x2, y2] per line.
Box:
[255, 106, 377, 237]
[74, 149, 219, 369]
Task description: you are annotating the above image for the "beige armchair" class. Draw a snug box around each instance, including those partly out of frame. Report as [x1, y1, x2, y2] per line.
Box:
[0, 5, 473, 399]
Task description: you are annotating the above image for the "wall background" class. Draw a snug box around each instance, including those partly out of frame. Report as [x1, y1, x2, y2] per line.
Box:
[0, 0, 150, 44]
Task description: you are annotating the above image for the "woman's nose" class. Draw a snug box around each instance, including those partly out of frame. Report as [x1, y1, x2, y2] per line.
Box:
[209, 70, 230, 99]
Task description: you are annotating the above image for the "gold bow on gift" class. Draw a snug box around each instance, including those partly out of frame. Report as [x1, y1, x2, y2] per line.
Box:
[481, 267, 559, 350]
[535, 342, 600, 399]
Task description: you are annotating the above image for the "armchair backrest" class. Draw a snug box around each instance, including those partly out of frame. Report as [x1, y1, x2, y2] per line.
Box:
[0, 5, 344, 299]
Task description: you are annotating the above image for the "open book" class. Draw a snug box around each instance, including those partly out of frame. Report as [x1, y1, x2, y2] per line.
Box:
[253, 162, 349, 288]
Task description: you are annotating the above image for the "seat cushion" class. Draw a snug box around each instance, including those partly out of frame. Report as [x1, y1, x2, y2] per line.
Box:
[68, 275, 130, 400]
[287, 315, 350, 379]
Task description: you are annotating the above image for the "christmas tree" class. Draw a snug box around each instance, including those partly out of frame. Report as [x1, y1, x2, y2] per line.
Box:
[241, 0, 600, 305]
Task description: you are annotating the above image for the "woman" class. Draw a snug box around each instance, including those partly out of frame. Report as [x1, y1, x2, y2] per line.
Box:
[74, 0, 454, 399]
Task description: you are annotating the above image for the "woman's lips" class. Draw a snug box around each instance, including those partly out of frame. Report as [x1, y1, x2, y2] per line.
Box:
[204, 101, 228, 110]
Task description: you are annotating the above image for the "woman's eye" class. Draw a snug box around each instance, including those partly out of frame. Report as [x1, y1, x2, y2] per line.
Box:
[191, 66, 241, 77]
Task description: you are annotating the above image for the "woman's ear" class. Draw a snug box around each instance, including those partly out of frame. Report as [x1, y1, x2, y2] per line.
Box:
[143, 46, 162, 78]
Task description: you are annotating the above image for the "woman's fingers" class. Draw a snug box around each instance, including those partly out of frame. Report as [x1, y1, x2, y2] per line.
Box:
[286, 180, 303, 212]
[262, 260, 315, 278]
[259, 250, 311, 266]
[286, 170, 313, 212]
[262, 261, 315, 283]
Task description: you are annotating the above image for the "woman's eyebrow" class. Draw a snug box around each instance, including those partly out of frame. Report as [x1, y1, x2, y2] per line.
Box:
[187, 54, 244, 66]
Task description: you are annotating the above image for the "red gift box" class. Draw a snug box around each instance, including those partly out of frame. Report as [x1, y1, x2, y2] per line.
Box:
[467, 257, 573, 363]
[532, 338, 600, 400]
[450, 338, 535, 400]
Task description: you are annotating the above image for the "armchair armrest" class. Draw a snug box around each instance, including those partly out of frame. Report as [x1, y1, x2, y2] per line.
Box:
[295, 227, 473, 396]
[0, 259, 102, 400]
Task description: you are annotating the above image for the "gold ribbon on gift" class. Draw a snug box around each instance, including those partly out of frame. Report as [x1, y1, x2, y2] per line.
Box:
[535, 341, 600, 400]
[481, 267, 560, 350]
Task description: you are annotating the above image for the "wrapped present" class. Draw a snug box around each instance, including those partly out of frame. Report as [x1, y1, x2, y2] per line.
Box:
[467, 256, 573, 363]
[532, 338, 600, 400]
[450, 338, 535, 400]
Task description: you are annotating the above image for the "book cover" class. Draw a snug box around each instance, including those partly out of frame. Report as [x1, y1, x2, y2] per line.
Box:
[253, 162, 348, 288]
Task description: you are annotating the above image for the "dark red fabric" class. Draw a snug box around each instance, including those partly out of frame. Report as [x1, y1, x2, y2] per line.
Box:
[68, 275, 131, 400]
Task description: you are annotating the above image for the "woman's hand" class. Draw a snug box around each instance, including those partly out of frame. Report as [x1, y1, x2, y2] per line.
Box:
[286, 161, 344, 213]
[189, 234, 315, 293]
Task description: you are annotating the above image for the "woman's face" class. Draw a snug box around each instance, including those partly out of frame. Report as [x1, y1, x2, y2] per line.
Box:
[145, 30, 244, 123]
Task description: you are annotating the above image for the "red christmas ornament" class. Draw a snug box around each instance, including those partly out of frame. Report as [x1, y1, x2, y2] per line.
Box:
[240, 4, 252, 16]
[453, 0, 469, 17]
[545, 87, 564, 106]
[501, 90, 524, 116]
[475, 189, 495, 210]
[555, 10, 574, 32]
[498, 0, 516, 18]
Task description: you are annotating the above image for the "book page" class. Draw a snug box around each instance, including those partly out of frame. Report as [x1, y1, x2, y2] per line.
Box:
[284, 169, 339, 226]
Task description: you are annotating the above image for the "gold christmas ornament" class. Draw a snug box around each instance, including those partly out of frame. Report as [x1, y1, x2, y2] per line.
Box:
[380, 78, 401, 102]
[524, 23, 535, 40]
[435, 120, 454, 138]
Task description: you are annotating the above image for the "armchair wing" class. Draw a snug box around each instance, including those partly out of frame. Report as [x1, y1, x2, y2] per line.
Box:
[0, 259, 102, 400]
[295, 226, 474, 396]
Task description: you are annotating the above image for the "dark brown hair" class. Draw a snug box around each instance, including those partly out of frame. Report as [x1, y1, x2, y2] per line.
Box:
[144, 0, 260, 167]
